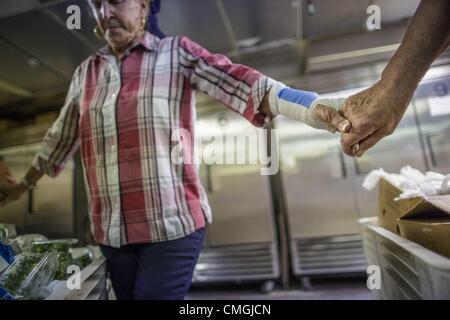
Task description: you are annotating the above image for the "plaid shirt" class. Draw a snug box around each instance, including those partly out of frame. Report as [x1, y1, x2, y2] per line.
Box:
[32, 32, 275, 248]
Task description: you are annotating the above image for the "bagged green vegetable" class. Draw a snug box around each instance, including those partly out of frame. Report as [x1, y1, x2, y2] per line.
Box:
[54, 252, 73, 280]
[0, 252, 58, 299]
[30, 239, 89, 281]
[31, 239, 78, 254]
[72, 252, 92, 270]
[14, 234, 48, 252]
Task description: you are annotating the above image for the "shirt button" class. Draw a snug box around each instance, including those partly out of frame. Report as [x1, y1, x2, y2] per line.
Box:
[111, 145, 116, 152]
[112, 93, 117, 99]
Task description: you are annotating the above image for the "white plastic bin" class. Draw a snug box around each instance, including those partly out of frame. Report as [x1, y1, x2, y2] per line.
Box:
[359, 217, 450, 300]
[44, 256, 107, 300]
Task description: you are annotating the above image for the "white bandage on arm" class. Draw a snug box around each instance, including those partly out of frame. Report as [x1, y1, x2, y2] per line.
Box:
[268, 81, 344, 132]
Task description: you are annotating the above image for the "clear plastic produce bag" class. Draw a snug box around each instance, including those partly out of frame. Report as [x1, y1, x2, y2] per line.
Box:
[0, 224, 17, 242]
[0, 251, 58, 299]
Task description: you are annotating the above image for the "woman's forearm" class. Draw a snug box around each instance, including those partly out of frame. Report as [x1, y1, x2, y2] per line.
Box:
[262, 81, 351, 133]
[381, 0, 450, 97]
[23, 166, 43, 188]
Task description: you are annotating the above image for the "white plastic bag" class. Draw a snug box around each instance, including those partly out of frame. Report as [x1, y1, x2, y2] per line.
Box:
[362, 166, 450, 200]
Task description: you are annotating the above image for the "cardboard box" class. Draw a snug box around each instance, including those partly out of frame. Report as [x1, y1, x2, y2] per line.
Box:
[397, 195, 450, 259]
[376, 177, 450, 258]
[377, 178, 422, 234]
[398, 219, 450, 258]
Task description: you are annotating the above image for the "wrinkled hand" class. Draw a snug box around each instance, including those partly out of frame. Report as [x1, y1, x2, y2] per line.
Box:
[0, 161, 13, 182]
[0, 161, 20, 207]
[0, 179, 27, 208]
[340, 81, 412, 157]
[313, 98, 352, 133]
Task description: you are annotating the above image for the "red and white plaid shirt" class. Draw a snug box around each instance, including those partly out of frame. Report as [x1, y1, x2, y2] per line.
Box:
[32, 32, 275, 248]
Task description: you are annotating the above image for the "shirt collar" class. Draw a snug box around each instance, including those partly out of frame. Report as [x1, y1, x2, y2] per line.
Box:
[97, 31, 160, 58]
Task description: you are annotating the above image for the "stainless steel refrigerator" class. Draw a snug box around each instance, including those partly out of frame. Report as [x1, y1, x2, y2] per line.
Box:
[192, 108, 280, 290]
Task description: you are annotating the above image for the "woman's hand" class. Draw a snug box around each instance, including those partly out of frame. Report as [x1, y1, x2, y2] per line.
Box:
[262, 86, 351, 133]
[0, 161, 13, 182]
[0, 179, 28, 208]
[312, 98, 351, 133]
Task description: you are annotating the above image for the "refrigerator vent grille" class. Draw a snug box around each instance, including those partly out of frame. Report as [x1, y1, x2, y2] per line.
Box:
[292, 234, 367, 276]
[192, 242, 279, 283]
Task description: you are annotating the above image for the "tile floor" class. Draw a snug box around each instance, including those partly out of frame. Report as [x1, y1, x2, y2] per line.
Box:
[186, 277, 373, 300]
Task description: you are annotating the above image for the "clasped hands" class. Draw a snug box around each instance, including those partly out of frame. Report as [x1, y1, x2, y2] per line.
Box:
[314, 80, 410, 157]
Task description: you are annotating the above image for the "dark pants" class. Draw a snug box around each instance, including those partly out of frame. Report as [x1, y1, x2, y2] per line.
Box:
[100, 228, 206, 300]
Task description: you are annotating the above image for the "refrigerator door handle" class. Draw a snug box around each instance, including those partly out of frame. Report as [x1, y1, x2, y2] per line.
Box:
[329, 147, 348, 179]
[353, 157, 371, 176]
[338, 149, 347, 179]
[425, 133, 440, 167]
[27, 189, 34, 215]
[206, 164, 214, 193]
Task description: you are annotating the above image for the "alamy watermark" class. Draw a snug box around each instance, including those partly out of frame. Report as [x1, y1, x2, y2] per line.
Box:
[366, 265, 381, 290]
[66, 265, 81, 290]
[66, 5, 81, 30]
[366, 4, 381, 31]
[170, 127, 280, 176]
[67, 3, 382, 33]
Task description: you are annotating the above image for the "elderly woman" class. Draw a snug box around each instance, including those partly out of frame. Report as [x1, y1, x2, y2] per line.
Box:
[0, 0, 350, 299]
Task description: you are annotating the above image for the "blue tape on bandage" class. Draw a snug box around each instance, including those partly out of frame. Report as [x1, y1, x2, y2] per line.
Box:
[278, 88, 319, 109]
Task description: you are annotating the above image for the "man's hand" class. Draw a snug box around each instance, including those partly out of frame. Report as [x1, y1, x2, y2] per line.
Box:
[339, 81, 412, 157]
[339, 0, 449, 157]
[0, 180, 28, 208]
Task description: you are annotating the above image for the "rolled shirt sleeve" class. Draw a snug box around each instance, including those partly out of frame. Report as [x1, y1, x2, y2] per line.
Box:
[177, 36, 277, 127]
[31, 66, 82, 177]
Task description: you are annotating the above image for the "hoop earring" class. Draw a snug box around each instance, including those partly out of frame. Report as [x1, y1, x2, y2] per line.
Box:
[141, 17, 147, 30]
[94, 25, 104, 39]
